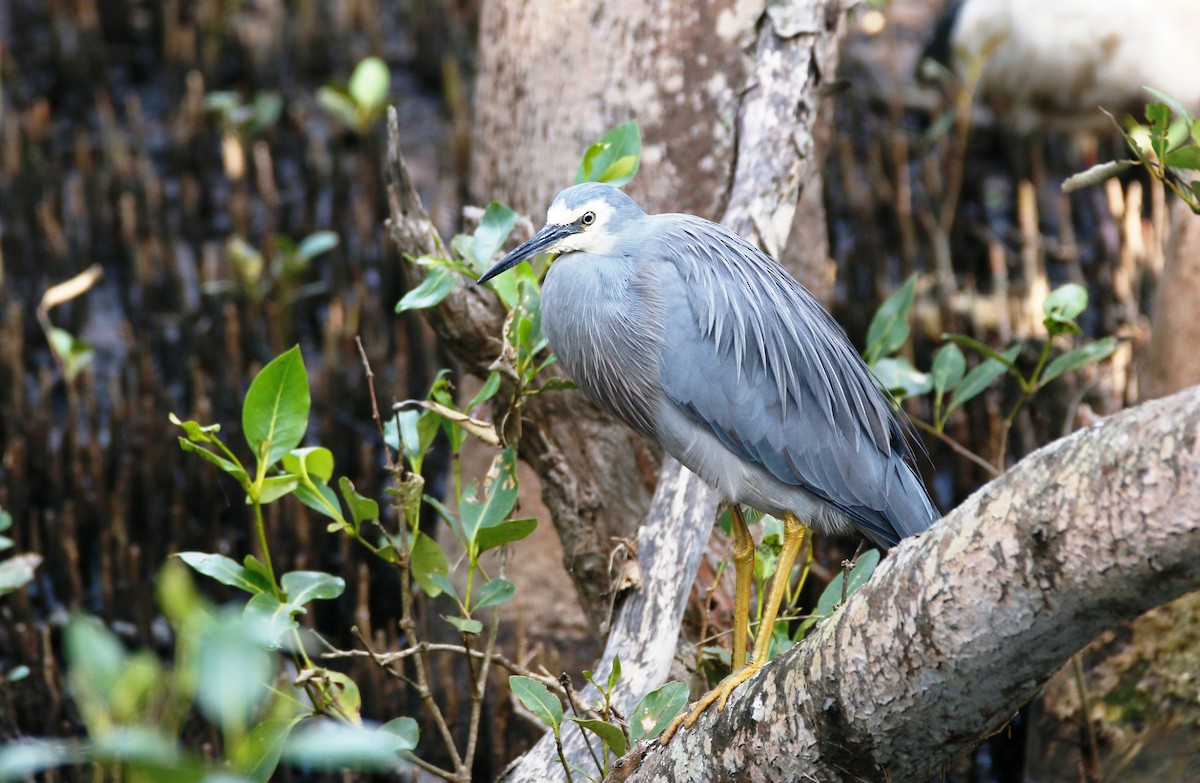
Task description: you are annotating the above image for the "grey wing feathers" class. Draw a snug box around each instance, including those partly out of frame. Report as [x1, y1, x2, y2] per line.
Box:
[653, 216, 938, 545]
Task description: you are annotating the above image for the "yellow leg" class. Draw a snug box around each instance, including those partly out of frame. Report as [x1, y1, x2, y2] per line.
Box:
[728, 506, 754, 674]
[661, 512, 809, 744]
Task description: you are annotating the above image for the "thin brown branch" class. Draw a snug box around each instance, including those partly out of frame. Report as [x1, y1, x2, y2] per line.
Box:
[911, 416, 1002, 478]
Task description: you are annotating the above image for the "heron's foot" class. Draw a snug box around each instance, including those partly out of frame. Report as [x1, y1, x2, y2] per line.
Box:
[658, 662, 762, 745]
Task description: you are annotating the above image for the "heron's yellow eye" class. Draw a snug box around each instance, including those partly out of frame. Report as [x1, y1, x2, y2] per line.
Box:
[581, 211, 596, 227]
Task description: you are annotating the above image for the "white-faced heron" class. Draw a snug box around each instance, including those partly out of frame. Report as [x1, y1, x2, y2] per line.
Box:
[477, 182, 938, 739]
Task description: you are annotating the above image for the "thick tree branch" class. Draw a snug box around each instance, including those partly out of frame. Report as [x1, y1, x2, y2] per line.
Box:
[616, 386, 1200, 782]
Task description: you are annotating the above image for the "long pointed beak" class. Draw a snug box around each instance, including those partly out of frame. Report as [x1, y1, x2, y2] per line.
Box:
[476, 223, 576, 284]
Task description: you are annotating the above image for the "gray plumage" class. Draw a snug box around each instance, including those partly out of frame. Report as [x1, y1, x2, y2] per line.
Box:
[479, 182, 937, 547]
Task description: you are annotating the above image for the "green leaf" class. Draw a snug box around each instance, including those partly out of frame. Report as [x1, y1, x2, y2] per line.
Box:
[444, 615, 483, 634]
[316, 86, 359, 131]
[568, 718, 627, 756]
[930, 343, 966, 397]
[295, 231, 339, 264]
[338, 477, 379, 529]
[1043, 283, 1088, 324]
[575, 120, 642, 186]
[469, 202, 519, 272]
[257, 474, 300, 505]
[428, 573, 460, 602]
[243, 346, 310, 469]
[170, 413, 222, 443]
[244, 593, 300, 639]
[472, 577, 515, 611]
[1041, 337, 1122, 384]
[509, 676, 563, 730]
[92, 726, 182, 767]
[396, 266, 458, 313]
[195, 610, 275, 732]
[0, 509, 10, 534]
[629, 681, 689, 741]
[865, 274, 918, 363]
[1165, 146, 1200, 170]
[0, 554, 40, 595]
[231, 717, 304, 782]
[282, 720, 409, 771]
[872, 357, 932, 400]
[281, 571, 345, 605]
[606, 655, 622, 693]
[348, 56, 390, 112]
[177, 552, 273, 595]
[177, 438, 249, 485]
[1145, 87, 1195, 126]
[46, 327, 95, 381]
[476, 517, 538, 553]
[321, 670, 362, 722]
[944, 334, 1022, 373]
[65, 616, 126, 700]
[466, 371, 502, 411]
[284, 447, 334, 483]
[379, 717, 419, 753]
[944, 345, 1021, 416]
[459, 448, 519, 548]
[816, 549, 881, 616]
[0, 739, 78, 781]
[411, 531, 450, 597]
[293, 478, 342, 522]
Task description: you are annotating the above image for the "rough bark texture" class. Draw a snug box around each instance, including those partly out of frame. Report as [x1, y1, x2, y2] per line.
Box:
[615, 386, 1200, 783]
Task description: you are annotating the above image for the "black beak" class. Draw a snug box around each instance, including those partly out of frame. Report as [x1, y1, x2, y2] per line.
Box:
[476, 223, 576, 284]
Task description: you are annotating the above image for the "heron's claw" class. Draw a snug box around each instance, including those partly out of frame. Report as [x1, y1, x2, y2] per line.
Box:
[658, 663, 762, 745]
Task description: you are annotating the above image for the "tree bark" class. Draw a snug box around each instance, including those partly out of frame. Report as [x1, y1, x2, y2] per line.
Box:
[1140, 197, 1200, 399]
[615, 385, 1200, 782]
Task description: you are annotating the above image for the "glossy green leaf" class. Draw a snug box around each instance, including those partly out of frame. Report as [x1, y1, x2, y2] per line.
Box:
[944, 345, 1021, 416]
[243, 346, 310, 469]
[316, 86, 359, 131]
[244, 593, 299, 639]
[177, 438, 249, 485]
[410, 531, 450, 597]
[282, 720, 408, 771]
[460, 448, 519, 548]
[281, 570, 345, 605]
[321, 670, 362, 722]
[295, 231, 339, 264]
[177, 552, 273, 595]
[629, 681, 689, 741]
[65, 616, 126, 700]
[379, 717, 419, 753]
[348, 57, 390, 112]
[231, 717, 304, 782]
[469, 202, 519, 272]
[472, 577, 515, 611]
[256, 474, 299, 505]
[1145, 86, 1195, 126]
[396, 266, 458, 313]
[872, 357, 932, 399]
[607, 655, 622, 693]
[284, 447, 334, 483]
[293, 478, 342, 522]
[865, 274, 917, 364]
[428, 573, 459, 602]
[1165, 145, 1200, 170]
[568, 717, 627, 756]
[816, 548, 881, 616]
[170, 413, 222, 443]
[1041, 337, 1122, 384]
[575, 120, 641, 186]
[476, 517, 537, 553]
[1043, 283, 1088, 324]
[443, 615, 483, 634]
[0, 554, 40, 595]
[195, 611, 275, 732]
[509, 675, 563, 730]
[0, 739, 78, 780]
[338, 477, 379, 529]
[930, 343, 966, 397]
[466, 371, 502, 411]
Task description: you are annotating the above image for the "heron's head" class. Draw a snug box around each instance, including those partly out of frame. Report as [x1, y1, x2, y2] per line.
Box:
[477, 183, 645, 284]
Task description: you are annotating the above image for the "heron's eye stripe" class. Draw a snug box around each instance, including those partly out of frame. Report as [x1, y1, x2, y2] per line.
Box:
[581, 211, 596, 227]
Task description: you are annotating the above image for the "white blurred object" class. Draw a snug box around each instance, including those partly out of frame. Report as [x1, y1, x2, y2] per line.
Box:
[937, 0, 1200, 134]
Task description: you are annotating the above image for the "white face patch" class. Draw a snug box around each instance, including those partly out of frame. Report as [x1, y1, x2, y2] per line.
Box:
[544, 198, 619, 255]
